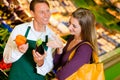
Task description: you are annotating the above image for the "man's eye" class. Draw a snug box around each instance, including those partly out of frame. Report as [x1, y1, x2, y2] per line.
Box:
[47, 10, 50, 13]
[66, 23, 70, 27]
[40, 11, 44, 14]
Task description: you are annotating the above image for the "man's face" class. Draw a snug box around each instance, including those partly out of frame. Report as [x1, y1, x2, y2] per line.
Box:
[31, 3, 51, 26]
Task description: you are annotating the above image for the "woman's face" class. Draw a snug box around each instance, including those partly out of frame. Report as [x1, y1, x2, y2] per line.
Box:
[68, 16, 81, 36]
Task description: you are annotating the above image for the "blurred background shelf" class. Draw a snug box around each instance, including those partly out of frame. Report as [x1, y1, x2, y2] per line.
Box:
[0, 0, 120, 80]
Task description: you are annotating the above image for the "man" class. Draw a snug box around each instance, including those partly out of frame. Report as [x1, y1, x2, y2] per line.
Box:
[3, 0, 62, 80]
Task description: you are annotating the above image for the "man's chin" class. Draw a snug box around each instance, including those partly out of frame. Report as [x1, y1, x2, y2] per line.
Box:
[43, 22, 49, 25]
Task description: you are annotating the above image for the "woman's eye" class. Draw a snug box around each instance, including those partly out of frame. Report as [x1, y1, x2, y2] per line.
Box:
[67, 22, 78, 28]
[73, 24, 77, 28]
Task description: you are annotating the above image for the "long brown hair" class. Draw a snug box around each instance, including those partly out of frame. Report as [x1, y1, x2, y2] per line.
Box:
[72, 8, 98, 54]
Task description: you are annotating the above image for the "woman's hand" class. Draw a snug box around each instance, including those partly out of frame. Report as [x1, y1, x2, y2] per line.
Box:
[17, 43, 28, 53]
[57, 47, 64, 54]
[47, 35, 64, 48]
[32, 50, 46, 67]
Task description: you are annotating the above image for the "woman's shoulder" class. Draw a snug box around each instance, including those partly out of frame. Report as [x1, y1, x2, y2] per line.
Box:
[81, 41, 91, 46]
[75, 41, 93, 55]
[78, 41, 93, 50]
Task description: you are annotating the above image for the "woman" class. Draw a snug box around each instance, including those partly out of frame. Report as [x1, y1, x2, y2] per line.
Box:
[53, 8, 98, 80]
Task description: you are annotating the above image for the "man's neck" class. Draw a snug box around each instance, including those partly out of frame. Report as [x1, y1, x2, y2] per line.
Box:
[33, 20, 46, 32]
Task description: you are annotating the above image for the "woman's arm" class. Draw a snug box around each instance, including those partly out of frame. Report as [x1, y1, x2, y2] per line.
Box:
[53, 50, 63, 71]
[56, 43, 92, 80]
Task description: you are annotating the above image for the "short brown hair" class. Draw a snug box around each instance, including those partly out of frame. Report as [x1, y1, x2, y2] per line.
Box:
[30, 0, 49, 11]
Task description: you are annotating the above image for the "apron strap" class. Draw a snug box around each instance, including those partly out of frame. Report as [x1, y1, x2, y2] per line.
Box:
[45, 35, 48, 43]
[25, 26, 31, 37]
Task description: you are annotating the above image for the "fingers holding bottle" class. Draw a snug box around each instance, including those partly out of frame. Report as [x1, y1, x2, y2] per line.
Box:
[32, 50, 46, 67]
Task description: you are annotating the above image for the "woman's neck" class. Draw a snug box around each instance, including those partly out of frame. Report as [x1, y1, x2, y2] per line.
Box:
[74, 35, 81, 41]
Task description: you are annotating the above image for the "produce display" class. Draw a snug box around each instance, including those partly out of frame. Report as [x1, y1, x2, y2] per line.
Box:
[0, 0, 120, 79]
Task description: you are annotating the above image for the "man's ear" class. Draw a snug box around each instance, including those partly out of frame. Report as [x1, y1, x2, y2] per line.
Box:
[30, 10, 34, 17]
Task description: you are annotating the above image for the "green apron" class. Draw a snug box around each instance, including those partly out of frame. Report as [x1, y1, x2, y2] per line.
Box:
[8, 27, 45, 80]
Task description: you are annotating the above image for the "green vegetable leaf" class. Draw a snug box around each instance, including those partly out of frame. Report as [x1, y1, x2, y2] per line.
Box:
[36, 39, 42, 47]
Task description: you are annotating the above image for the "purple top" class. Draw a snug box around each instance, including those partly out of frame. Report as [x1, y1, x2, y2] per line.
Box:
[53, 36, 92, 80]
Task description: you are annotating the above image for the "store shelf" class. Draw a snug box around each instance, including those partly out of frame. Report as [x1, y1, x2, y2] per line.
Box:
[0, 0, 120, 79]
[100, 47, 120, 68]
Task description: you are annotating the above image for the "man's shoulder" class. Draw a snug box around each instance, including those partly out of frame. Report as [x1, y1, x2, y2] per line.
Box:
[16, 21, 32, 28]
[46, 26, 56, 36]
[13, 21, 33, 32]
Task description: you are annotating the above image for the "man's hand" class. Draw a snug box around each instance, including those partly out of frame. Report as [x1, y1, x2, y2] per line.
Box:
[32, 50, 46, 67]
[18, 43, 28, 53]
